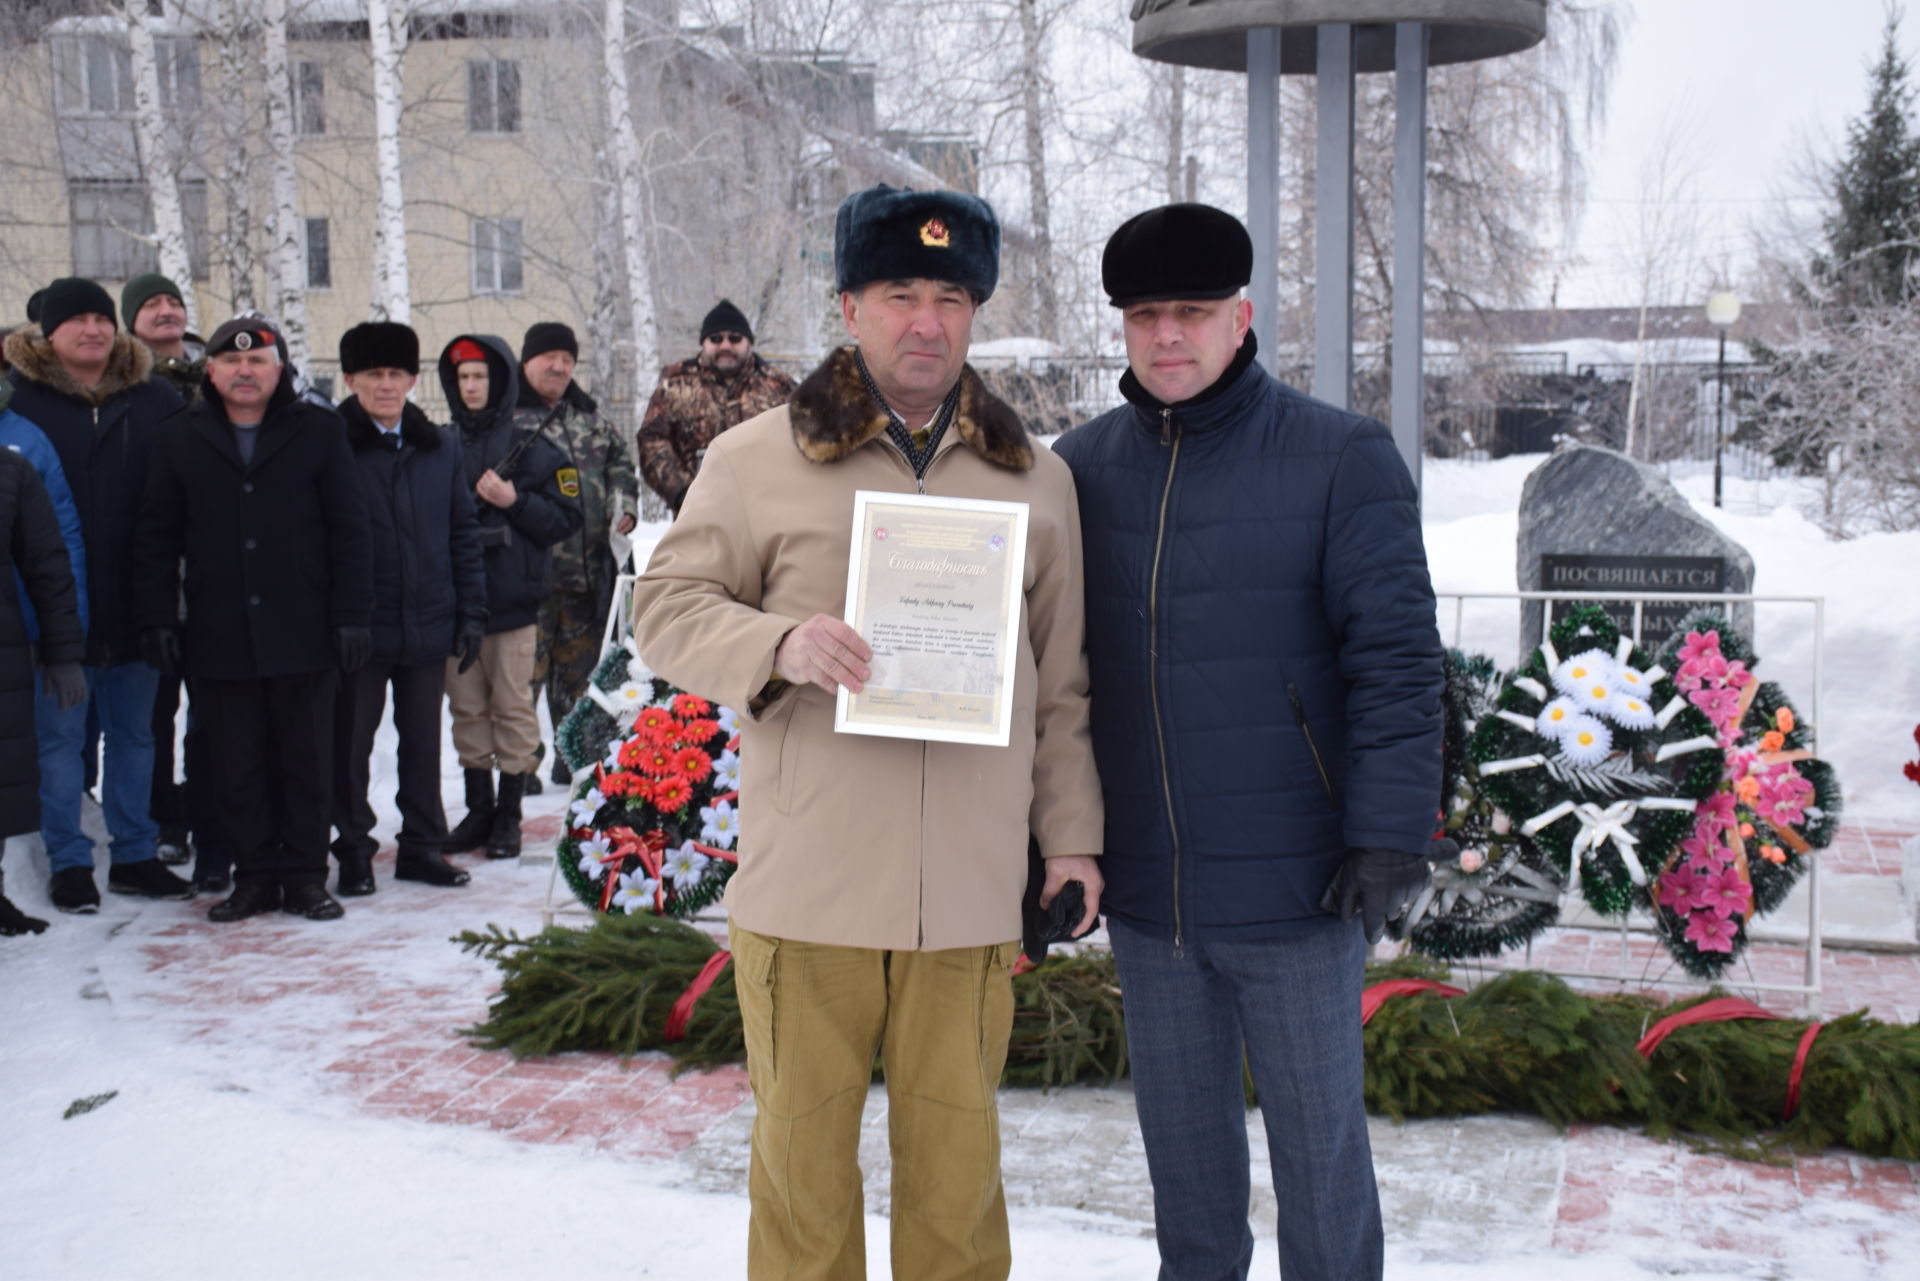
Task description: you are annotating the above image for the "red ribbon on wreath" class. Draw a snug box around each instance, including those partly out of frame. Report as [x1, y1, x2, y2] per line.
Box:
[1634, 995, 1778, 1058]
[599, 825, 669, 912]
[1783, 1021, 1823, 1120]
[1360, 978, 1465, 1025]
[665, 950, 733, 1042]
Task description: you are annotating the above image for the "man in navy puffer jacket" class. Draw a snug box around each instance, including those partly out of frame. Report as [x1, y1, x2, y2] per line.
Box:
[1053, 204, 1445, 1281]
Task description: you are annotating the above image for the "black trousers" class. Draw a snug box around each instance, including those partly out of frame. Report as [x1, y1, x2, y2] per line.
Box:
[195, 670, 337, 887]
[149, 672, 187, 831]
[149, 675, 237, 868]
[331, 660, 450, 862]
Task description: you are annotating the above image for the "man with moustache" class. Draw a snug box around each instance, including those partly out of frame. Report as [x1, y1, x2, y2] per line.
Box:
[1052, 204, 1445, 1281]
[135, 317, 373, 923]
[634, 185, 1103, 1281]
[637, 299, 796, 516]
[120, 273, 204, 403]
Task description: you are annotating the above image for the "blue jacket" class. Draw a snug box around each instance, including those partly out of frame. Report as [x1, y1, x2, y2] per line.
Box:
[1, 409, 87, 642]
[1053, 344, 1444, 944]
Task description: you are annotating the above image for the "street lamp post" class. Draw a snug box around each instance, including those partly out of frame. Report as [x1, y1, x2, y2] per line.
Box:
[1706, 291, 1742, 508]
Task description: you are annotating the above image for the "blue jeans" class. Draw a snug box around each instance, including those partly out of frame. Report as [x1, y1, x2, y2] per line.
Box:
[1107, 914, 1382, 1281]
[35, 663, 160, 873]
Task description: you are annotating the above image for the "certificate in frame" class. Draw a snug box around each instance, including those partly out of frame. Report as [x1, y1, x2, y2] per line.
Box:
[835, 490, 1029, 746]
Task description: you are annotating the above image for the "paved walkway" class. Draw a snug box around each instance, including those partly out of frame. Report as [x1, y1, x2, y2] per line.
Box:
[72, 810, 1920, 1276]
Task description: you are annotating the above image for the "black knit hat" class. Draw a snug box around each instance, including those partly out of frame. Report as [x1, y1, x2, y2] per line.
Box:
[520, 321, 578, 363]
[339, 321, 420, 375]
[121, 273, 184, 328]
[834, 185, 1000, 303]
[700, 299, 753, 344]
[25, 289, 46, 323]
[39, 277, 118, 335]
[1102, 204, 1253, 308]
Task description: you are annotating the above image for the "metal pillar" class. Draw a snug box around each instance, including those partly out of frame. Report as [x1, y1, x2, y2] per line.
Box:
[1390, 22, 1428, 496]
[1246, 29, 1281, 375]
[1313, 23, 1355, 409]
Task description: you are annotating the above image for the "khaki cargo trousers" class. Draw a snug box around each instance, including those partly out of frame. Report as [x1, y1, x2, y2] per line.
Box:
[727, 923, 1019, 1281]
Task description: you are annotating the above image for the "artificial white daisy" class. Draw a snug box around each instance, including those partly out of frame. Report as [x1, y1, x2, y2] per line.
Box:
[575, 833, 615, 878]
[716, 706, 739, 738]
[612, 680, 650, 711]
[612, 871, 660, 914]
[1551, 649, 1615, 699]
[1610, 693, 1657, 730]
[568, 787, 606, 827]
[663, 841, 711, 887]
[1571, 675, 1616, 716]
[1556, 714, 1614, 766]
[711, 748, 741, 791]
[699, 799, 739, 849]
[1611, 664, 1649, 694]
[624, 656, 656, 686]
[1536, 696, 1580, 738]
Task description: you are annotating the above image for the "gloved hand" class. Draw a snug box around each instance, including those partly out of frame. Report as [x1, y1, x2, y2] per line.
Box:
[42, 661, 86, 711]
[454, 621, 485, 675]
[334, 626, 372, 672]
[1319, 846, 1432, 944]
[141, 626, 184, 679]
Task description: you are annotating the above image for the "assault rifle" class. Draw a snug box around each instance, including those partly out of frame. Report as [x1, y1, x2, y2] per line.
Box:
[475, 400, 567, 547]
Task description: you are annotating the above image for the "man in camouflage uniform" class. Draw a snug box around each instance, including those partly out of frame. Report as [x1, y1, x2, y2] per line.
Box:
[515, 322, 638, 785]
[121, 273, 204, 403]
[637, 299, 795, 516]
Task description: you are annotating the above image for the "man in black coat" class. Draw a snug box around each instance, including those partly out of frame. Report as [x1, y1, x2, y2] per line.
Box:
[0, 448, 85, 936]
[329, 322, 486, 896]
[2, 277, 190, 913]
[135, 317, 374, 922]
[1053, 206, 1445, 1281]
[435, 334, 580, 859]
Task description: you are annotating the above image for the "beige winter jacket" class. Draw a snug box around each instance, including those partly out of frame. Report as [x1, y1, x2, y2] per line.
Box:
[632, 346, 1103, 951]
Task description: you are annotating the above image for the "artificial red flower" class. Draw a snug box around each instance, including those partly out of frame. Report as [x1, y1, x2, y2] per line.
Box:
[673, 746, 713, 782]
[651, 776, 693, 810]
[672, 693, 712, 719]
[633, 707, 681, 744]
[634, 744, 679, 777]
[598, 770, 647, 799]
[679, 718, 721, 744]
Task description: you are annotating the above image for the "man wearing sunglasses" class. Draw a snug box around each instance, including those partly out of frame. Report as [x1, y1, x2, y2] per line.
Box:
[637, 299, 796, 517]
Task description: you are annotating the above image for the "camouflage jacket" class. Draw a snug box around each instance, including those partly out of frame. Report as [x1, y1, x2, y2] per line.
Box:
[637, 354, 797, 514]
[513, 380, 637, 597]
[148, 338, 206, 404]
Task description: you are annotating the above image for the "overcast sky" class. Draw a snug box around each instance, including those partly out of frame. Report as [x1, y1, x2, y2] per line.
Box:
[1548, 0, 1920, 309]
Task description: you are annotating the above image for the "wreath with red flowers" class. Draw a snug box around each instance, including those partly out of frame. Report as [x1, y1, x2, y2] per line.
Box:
[554, 647, 741, 918]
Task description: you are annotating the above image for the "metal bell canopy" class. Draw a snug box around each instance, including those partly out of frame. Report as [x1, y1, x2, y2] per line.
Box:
[1126, 0, 1546, 498]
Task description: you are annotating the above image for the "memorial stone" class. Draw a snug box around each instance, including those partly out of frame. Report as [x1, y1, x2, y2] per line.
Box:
[1516, 442, 1754, 652]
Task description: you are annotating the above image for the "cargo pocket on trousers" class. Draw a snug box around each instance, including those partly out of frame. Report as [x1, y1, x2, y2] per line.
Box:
[730, 926, 781, 1089]
[978, 941, 1019, 1092]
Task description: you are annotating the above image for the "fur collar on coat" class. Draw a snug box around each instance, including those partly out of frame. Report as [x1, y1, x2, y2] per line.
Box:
[2, 325, 156, 407]
[789, 346, 1032, 472]
[339, 396, 443, 452]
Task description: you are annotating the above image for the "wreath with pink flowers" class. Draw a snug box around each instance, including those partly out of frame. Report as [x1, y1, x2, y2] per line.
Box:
[1647, 612, 1841, 978]
[554, 646, 742, 917]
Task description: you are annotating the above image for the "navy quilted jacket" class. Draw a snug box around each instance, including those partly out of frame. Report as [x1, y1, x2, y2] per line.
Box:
[1053, 348, 1444, 944]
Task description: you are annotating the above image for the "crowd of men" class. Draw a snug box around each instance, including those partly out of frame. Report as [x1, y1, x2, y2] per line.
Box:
[3, 186, 1447, 1281]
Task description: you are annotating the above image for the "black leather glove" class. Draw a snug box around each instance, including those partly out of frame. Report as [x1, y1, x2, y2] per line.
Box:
[1319, 846, 1432, 944]
[454, 621, 485, 675]
[334, 626, 372, 672]
[141, 626, 184, 679]
[1020, 837, 1095, 964]
[42, 661, 86, 711]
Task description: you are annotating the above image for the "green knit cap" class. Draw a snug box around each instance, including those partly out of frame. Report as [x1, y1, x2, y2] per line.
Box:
[120, 272, 183, 326]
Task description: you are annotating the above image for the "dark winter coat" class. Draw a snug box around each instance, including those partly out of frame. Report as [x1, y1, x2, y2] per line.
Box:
[2, 409, 88, 640]
[435, 334, 581, 633]
[1053, 340, 1445, 944]
[2, 447, 83, 839]
[3, 325, 184, 666]
[337, 396, 487, 667]
[135, 358, 373, 680]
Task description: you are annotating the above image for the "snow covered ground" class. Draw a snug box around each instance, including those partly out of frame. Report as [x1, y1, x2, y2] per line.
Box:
[3, 448, 1916, 1279]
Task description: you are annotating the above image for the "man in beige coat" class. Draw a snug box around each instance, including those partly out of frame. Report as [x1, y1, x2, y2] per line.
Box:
[633, 185, 1103, 1281]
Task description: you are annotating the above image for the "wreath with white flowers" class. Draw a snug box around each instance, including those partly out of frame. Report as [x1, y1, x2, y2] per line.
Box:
[1468, 605, 1722, 922]
[554, 644, 742, 917]
[1391, 650, 1567, 959]
[1645, 611, 1842, 978]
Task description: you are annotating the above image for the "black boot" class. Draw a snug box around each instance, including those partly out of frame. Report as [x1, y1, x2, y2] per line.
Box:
[0, 892, 49, 936]
[444, 768, 495, 852]
[281, 880, 345, 921]
[394, 848, 472, 887]
[192, 855, 232, 895]
[486, 773, 526, 859]
[335, 847, 376, 897]
[207, 880, 281, 922]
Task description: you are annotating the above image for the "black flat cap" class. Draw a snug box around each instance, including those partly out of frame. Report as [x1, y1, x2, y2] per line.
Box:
[1103, 204, 1254, 308]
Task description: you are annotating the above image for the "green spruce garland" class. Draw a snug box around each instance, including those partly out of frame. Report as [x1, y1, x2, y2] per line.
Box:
[453, 917, 1920, 1160]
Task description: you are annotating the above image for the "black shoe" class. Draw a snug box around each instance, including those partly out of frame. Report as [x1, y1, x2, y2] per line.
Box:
[394, 849, 472, 887]
[281, 881, 345, 921]
[49, 866, 101, 914]
[335, 849, 376, 897]
[0, 893, 49, 936]
[444, 768, 495, 852]
[522, 773, 544, 796]
[192, 860, 232, 894]
[156, 827, 193, 865]
[107, 859, 196, 900]
[207, 880, 281, 922]
[486, 773, 527, 859]
[550, 751, 571, 787]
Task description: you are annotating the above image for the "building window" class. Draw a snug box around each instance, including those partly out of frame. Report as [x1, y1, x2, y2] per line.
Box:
[303, 217, 331, 290]
[294, 60, 326, 136]
[69, 179, 210, 281]
[467, 59, 521, 134]
[158, 38, 201, 117]
[51, 36, 197, 117]
[471, 217, 523, 295]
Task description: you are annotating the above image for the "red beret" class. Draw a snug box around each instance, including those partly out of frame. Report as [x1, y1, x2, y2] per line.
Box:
[447, 339, 488, 365]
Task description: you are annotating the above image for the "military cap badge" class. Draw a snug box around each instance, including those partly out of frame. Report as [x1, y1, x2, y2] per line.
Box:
[919, 218, 951, 248]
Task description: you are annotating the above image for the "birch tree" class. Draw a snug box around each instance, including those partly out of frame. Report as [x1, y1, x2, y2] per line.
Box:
[1015, 0, 1058, 337]
[603, 0, 660, 379]
[206, 0, 256, 313]
[124, 0, 195, 327]
[368, 0, 411, 323]
[260, 0, 311, 368]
